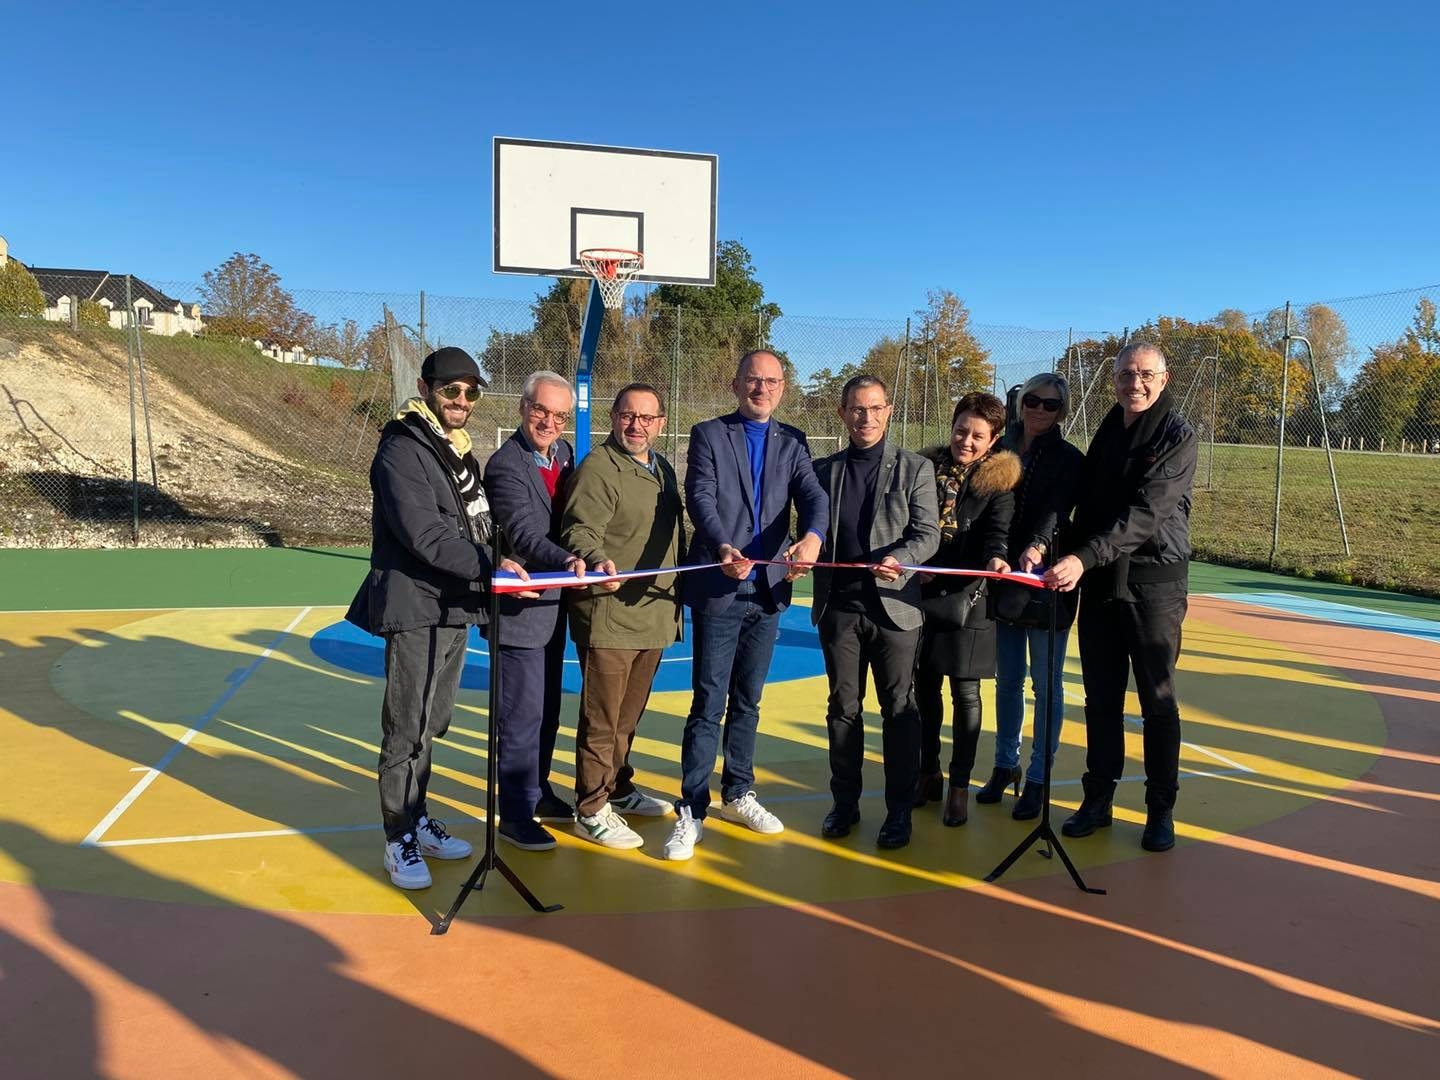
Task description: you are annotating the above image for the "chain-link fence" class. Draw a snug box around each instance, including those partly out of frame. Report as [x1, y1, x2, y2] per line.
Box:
[1, 263, 1435, 593]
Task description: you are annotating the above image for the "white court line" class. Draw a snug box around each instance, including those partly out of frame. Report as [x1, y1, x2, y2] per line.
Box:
[80, 606, 313, 848]
[1182, 741, 1254, 773]
[3, 603, 344, 615]
[91, 815, 486, 849]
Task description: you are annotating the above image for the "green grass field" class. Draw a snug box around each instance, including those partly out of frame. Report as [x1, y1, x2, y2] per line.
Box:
[1192, 442, 1439, 593]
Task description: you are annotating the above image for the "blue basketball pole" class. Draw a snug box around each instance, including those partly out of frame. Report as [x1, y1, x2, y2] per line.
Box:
[574, 279, 605, 461]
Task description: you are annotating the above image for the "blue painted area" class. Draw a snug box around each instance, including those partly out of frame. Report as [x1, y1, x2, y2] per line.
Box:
[1209, 592, 1440, 645]
[309, 603, 826, 693]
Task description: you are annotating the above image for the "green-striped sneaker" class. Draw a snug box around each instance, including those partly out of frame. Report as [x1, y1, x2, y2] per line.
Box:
[574, 803, 644, 849]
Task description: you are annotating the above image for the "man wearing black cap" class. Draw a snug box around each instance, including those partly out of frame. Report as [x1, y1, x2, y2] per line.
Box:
[346, 346, 531, 890]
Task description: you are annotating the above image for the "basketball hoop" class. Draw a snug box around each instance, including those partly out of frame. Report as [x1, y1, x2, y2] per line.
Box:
[578, 248, 643, 310]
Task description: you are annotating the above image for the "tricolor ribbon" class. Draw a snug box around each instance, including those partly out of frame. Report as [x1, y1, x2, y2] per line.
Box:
[493, 560, 1048, 594]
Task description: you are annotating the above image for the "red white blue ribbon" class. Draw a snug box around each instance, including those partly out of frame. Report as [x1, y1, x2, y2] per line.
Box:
[493, 560, 1048, 594]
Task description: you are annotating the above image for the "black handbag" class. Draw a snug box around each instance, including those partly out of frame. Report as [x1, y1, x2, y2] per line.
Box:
[920, 576, 989, 630]
[988, 578, 1077, 630]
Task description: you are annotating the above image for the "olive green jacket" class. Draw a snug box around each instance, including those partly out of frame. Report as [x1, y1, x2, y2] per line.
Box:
[560, 435, 686, 649]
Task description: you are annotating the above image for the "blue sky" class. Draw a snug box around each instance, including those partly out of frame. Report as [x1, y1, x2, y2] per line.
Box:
[4, 1, 1436, 331]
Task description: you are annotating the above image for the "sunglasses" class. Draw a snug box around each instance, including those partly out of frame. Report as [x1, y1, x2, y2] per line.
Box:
[1022, 394, 1062, 413]
[434, 383, 481, 403]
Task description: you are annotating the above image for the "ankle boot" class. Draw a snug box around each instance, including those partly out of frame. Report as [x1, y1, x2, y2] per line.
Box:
[975, 765, 1022, 805]
[1060, 775, 1116, 838]
[912, 770, 945, 808]
[1141, 805, 1175, 852]
[942, 783, 970, 827]
[1012, 780, 1044, 821]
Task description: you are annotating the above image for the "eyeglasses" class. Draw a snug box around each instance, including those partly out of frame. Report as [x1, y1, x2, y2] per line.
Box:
[1115, 368, 1165, 385]
[740, 376, 783, 390]
[524, 402, 571, 426]
[1022, 394, 1062, 413]
[844, 404, 891, 419]
[433, 383, 481, 403]
[616, 411, 663, 428]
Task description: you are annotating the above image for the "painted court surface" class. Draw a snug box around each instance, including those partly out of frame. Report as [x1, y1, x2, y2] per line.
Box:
[1, 549, 1436, 1078]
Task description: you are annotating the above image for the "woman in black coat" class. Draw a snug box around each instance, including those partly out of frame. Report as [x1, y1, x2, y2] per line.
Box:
[914, 392, 1021, 826]
[980, 372, 1085, 819]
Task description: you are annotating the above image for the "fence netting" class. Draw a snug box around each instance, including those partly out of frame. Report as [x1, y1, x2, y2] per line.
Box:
[1, 272, 1435, 593]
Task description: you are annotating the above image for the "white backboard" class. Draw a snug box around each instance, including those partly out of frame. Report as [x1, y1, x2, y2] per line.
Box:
[493, 137, 718, 286]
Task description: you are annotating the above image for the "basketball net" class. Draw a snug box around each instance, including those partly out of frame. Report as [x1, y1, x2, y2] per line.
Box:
[578, 248, 643, 310]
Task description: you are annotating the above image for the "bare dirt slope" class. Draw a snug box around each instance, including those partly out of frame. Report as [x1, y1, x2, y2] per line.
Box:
[0, 331, 374, 547]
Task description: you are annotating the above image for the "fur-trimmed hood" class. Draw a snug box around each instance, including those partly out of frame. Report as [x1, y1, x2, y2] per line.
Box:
[921, 445, 1023, 497]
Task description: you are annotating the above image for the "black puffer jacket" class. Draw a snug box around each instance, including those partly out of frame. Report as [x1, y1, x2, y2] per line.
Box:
[345, 419, 493, 635]
[1003, 425, 1084, 562]
[1069, 390, 1197, 594]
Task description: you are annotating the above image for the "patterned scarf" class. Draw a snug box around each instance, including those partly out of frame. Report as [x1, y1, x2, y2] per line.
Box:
[396, 398, 492, 543]
[934, 452, 983, 545]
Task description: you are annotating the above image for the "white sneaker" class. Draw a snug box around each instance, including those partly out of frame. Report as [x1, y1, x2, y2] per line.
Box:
[383, 833, 432, 889]
[574, 803, 645, 849]
[610, 789, 672, 817]
[720, 791, 785, 834]
[416, 815, 472, 860]
[662, 807, 704, 861]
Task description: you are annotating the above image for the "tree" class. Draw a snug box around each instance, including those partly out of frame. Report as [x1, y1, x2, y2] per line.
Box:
[1340, 297, 1440, 447]
[198, 252, 317, 349]
[646, 240, 784, 396]
[312, 318, 386, 369]
[905, 289, 992, 410]
[0, 260, 46, 317]
[77, 299, 110, 327]
[1255, 303, 1351, 387]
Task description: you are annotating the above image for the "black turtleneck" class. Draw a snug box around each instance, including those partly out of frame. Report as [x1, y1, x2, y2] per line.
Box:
[831, 438, 886, 612]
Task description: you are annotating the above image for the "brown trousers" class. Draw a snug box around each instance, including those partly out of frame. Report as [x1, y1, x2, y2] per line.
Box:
[573, 646, 662, 817]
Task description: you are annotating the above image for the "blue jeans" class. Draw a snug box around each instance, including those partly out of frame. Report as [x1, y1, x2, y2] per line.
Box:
[677, 584, 781, 820]
[994, 621, 1070, 785]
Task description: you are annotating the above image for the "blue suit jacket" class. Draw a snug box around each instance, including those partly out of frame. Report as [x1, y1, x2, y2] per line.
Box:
[482, 429, 575, 648]
[683, 412, 829, 614]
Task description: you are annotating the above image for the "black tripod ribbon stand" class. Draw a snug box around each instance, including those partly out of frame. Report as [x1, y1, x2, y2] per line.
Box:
[985, 586, 1106, 894]
[434, 525, 562, 933]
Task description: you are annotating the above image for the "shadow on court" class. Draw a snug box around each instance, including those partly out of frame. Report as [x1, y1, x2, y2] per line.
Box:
[0, 821, 548, 1078]
[1, 610, 1436, 1076]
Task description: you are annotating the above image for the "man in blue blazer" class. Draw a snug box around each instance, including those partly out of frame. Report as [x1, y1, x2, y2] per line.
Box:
[483, 371, 588, 850]
[662, 349, 829, 861]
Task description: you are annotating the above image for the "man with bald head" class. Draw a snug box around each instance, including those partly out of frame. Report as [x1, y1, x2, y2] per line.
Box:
[662, 349, 828, 861]
[1045, 342, 1197, 853]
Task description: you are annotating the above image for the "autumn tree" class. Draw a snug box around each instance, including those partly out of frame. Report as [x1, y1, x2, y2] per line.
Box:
[312, 318, 387, 370]
[199, 252, 317, 349]
[1340, 298, 1440, 447]
[907, 289, 992, 408]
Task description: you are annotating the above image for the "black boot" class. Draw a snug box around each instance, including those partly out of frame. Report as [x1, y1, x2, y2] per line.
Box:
[1061, 775, 1116, 838]
[1141, 805, 1175, 852]
[876, 809, 912, 849]
[1012, 780, 1044, 821]
[975, 765, 1022, 805]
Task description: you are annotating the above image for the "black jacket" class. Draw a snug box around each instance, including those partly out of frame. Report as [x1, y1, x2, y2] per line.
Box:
[917, 445, 1021, 679]
[345, 418, 493, 635]
[1004, 426, 1085, 562]
[1070, 390, 1197, 595]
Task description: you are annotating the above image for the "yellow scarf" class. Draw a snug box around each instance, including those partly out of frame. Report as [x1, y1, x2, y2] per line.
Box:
[396, 397, 473, 456]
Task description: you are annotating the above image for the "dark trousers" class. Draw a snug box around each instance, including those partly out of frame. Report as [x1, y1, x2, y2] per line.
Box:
[502, 625, 568, 808]
[915, 670, 982, 788]
[1078, 586, 1187, 808]
[378, 625, 469, 842]
[819, 608, 922, 813]
[495, 643, 549, 824]
[573, 646, 661, 818]
[679, 583, 781, 819]
[536, 626, 566, 801]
